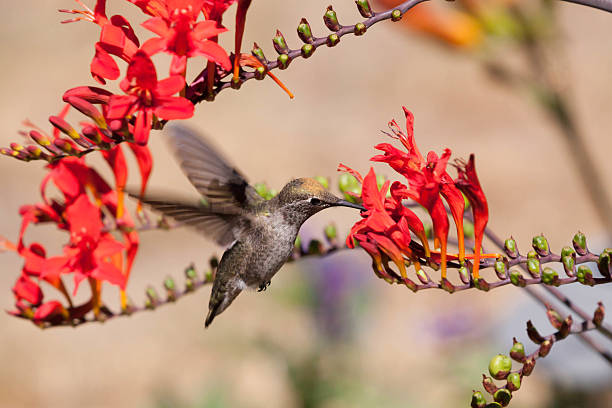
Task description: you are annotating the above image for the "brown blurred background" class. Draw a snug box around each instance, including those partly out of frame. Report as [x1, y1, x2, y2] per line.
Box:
[1, 1, 611, 407]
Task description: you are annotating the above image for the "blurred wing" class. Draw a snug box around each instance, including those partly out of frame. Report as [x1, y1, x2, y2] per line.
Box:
[166, 124, 263, 214]
[137, 197, 242, 246]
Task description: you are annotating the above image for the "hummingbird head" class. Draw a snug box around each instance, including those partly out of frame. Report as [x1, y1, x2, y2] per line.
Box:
[276, 178, 365, 223]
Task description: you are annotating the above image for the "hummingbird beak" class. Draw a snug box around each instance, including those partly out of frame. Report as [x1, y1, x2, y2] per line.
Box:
[333, 199, 366, 212]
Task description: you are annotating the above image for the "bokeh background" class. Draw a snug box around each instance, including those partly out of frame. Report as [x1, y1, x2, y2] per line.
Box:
[1, 1, 611, 407]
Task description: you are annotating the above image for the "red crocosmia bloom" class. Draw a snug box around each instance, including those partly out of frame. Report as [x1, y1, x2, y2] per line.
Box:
[455, 154, 489, 279]
[141, 0, 231, 75]
[127, 143, 153, 211]
[33, 301, 68, 323]
[106, 51, 194, 145]
[203, 0, 236, 22]
[12, 274, 43, 306]
[61, 1, 140, 84]
[62, 195, 126, 292]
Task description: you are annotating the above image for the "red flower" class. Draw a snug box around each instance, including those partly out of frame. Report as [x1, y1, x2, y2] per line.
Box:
[61, 1, 140, 84]
[12, 274, 43, 306]
[203, 0, 236, 22]
[141, 0, 231, 75]
[455, 154, 489, 279]
[106, 51, 194, 145]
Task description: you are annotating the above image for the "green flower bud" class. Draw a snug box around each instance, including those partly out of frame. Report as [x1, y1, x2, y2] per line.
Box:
[415, 268, 429, 284]
[541, 267, 559, 286]
[509, 269, 526, 287]
[493, 389, 512, 406]
[562, 255, 575, 276]
[184, 264, 197, 280]
[560, 246, 575, 258]
[598, 250, 611, 278]
[204, 269, 214, 283]
[323, 6, 341, 31]
[272, 29, 289, 54]
[297, 18, 313, 43]
[391, 9, 403, 21]
[509, 339, 525, 362]
[294, 236, 302, 250]
[326, 33, 340, 47]
[532, 235, 549, 256]
[277, 53, 290, 70]
[163, 277, 175, 291]
[355, 0, 373, 18]
[464, 220, 475, 239]
[251, 42, 267, 64]
[475, 278, 490, 291]
[489, 354, 512, 380]
[354, 22, 367, 36]
[494, 258, 507, 279]
[458, 265, 470, 284]
[471, 391, 487, 408]
[301, 43, 314, 58]
[572, 231, 587, 255]
[255, 66, 266, 80]
[526, 258, 540, 277]
[527, 250, 537, 260]
[324, 223, 337, 242]
[506, 373, 521, 391]
[482, 375, 497, 394]
[576, 265, 594, 286]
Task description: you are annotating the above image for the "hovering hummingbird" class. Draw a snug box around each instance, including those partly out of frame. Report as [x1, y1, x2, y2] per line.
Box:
[138, 125, 365, 327]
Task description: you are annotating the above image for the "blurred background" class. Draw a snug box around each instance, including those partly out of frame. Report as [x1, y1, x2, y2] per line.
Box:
[1, 1, 611, 407]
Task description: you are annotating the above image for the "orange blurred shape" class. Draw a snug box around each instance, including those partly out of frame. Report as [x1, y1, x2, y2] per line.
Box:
[377, 0, 482, 48]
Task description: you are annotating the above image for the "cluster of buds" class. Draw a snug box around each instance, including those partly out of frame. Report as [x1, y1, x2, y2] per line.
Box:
[472, 302, 606, 407]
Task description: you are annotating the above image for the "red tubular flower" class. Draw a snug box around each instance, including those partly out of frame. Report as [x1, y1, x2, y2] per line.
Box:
[106, 51, 194, 145]
[61, 1, 140, 83]
[455, 154, 489, 279]
[12, 274, 43, 306]
[203, 0, 236, 22]
[141, 0, 231, 75]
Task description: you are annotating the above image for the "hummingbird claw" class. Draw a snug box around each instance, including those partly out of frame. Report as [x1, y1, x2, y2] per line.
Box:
[257, 280, 271, 292]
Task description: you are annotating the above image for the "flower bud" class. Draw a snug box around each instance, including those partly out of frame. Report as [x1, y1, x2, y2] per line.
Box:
[509, 269, 526, 287]
[230, 76, 242, 90]
[391, 9, 403, 21]
[593, 301, 605, 327]
[66, 96, 107, 130]
[54, 138, 77, 155]
[526, 320, 545, 344]
[558, 315, 572, 339]
[562, 255, 575, 276]
[509, 338, 526, 362]
[324, 223, 337, 242]
[26, 145, 52, 161]
[164, 277, 176, 301]
[522, 357, 535, 376]
[355, 0, 373, 18]
[277, 53, 290, 70]
[541, 267, 559, 286]
[572, 231, 587, 255]
[484, 403, 503, 408]
[255, 66, 266, 80]
[474, 278, 490, 291]
[301, 43, 315, 58]
[323, 6, 341, 31]
[538, 339, 552, 357]
[489, 354, 512, 380]
[184, 263, 198, 280]
[326, 33, 340, 47]
[49, 116, 91, 148]
[494, 258, 507, 280]
[576, 265, 594, 286]
[504, 237, 518, 258]
[272, 29, 289, 54]
[354, 22, 367, 36]
[471, 391, 487, 408]
[297, 18, 313, 43]
[546, 306, 563, 329]
[597, 249, 611, 278]
[506, 372, 521, 391]
[458, 265, 470, 284]
[440, 278, 455, 293]
[493, 389, 512, 406]
[415, 268, 429, 284]
[209, 256, 219, 270]
[482, 375, 497, 394]
[308, 239, 323, 255]
[251, 42, 268, 64]
[526, 258, 540, 277]
[145, 286, 159, 309]
[532, 235, 549, 256]
[560, 246, 575, 258]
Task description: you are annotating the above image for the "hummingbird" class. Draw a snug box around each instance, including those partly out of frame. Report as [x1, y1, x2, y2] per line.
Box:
[137, 125, 365, 327]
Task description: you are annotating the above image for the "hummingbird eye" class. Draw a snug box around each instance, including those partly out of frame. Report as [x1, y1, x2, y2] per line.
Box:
[309, 198, 322, 206]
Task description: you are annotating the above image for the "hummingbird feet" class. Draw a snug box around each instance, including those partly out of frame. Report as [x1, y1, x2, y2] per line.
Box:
[257, 280, 271, 292]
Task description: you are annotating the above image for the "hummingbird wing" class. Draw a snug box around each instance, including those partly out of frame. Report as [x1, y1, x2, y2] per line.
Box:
[134, 195, 242, 246]
[166, 124, 264, 214]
